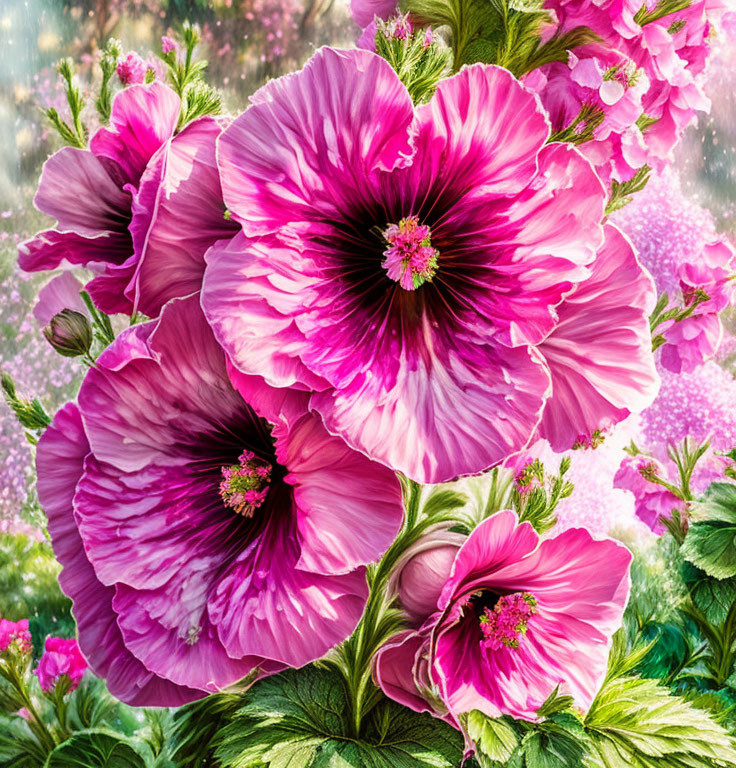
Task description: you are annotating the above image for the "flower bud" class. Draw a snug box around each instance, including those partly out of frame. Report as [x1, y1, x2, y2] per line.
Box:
[389, 528, 465, 625]
[42, 309, 93, 358]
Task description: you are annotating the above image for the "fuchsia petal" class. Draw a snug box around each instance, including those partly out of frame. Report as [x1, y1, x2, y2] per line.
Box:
[90, 82, 180, 185]
[36, 404, 202, 706]
[537, 225, 659, 449]
[217, 48, 416, 235]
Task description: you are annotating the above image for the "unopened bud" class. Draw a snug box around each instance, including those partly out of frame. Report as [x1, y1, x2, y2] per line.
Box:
[43, 309, 93, 358]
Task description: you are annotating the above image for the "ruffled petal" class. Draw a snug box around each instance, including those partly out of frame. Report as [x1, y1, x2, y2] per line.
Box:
[33, 147, 131, 236]
[36, 403, 201, 706]
[279, 412, 403, 574]
[537, 224, 659, 450]
[217, 48, 416, 235]
[90, 82, 180, 185]
[18, 229, 132, 272]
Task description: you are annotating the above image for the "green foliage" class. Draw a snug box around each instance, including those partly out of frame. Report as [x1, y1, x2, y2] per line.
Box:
[375, 24, 451, 104]
[681, 561, 736, 626]
[549, 103, 605, 145]
[407, 0, 596, 77]
[0, 534, 73, 648]
[633, 0, 692, 26]
[634, 621, 689, 682]
[606, 165, 651, 214]
[45, 58, 86, 148]
[466, 712, 518, 764]
[169, 693, 242, 768]
[683, 483, 736, 579]
[584, 675, 736, 767]
[214, 666, 464, 768]
[96, 39, 123, 125]
[1, 373, 52, 439]
[510, 457, 574, 535]
[44, 730, 148, 768]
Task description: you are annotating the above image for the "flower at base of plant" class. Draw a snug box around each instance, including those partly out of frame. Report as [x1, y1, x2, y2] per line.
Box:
[206, 48, 658, 484]
[374, 510, 631, 722]
[35, 294, 403, 704]
[34, 637, 87, 693]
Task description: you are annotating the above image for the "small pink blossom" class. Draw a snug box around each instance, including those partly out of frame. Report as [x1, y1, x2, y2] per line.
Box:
[613, 455, 681, 534]
[116, 52, 148, 85]
[161, 36, 177, 54]
[34, 637, 87, 693]
[0, 618, 32, 654]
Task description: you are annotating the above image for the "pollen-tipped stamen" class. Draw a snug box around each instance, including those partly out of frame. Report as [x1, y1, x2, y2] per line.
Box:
[479, 592, 537, 651]
[382, 215, 439, 290]
[219, 450, 272, 517]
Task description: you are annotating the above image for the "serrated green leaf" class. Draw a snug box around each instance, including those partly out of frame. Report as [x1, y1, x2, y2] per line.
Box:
[466, 712, 518, 764]
[682, 484, 736, 578]
[215, 667, 464, 768]
[523, 718, 587, 768]
[681, 561, 736, 625]
[44, 730, 148, 768]
[635, 622, 689, 679]
[584, 676, 736, 767]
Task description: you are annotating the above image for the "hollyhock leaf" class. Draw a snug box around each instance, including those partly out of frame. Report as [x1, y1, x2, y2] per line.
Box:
[45, 729, 148, 768]
[681, 561, 736, 626]
[634, 622, 689, 681]
[215, 666, 464, 768]
[522, 718, 587, 768]
[682, 484, 736, 579]
[584, 676, 736, 767]
[465, 712, 519, 764]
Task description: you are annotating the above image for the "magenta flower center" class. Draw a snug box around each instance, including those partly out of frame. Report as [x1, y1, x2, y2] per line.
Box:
[219, 450, 272, 517]
[478, 592, 538, 650]
[382, 216, 439, 291]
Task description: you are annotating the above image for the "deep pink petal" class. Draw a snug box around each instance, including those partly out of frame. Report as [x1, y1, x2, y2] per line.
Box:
[208, 513, 369, 667]
[279, 412, 403, 574]
[351, 0, 397, 27]
[131, 117, 239, 316]
[217, 48, 416, 235]
[90, 82, 180, 185]
[537, 224, 659, 450]
[18, 229, 132, 272]
[36, 403, 202, 706]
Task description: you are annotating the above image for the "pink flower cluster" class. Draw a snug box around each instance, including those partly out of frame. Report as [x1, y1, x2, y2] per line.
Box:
[0, 618, 32, 654]
[20, 45, 658, 722]
[34, 637, 87, 693]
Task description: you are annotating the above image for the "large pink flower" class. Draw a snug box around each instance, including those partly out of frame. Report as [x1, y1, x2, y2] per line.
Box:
[19, 83, 236, 316]
[374, 510, 632, 723]
[36, 294, 402, 703]
[206, 48, 657, 483]
[34, 637, 88, 693]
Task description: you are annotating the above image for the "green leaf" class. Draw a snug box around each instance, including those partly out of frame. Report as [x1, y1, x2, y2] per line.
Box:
[584, 676, 736, 767]
[465, 712, 518, 764]
[214, 666, 464, 768]
[635, 622, 689, 680]
[523, 715, 587, 768]
[44, 730, 148, 768]
[169, 693, 242, 767]
[682, 484, 736, 579]
[681, 561, 736, 625]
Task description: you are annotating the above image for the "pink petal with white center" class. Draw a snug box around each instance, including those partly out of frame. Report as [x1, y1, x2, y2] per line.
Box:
[216, 48, 416, 235]
[536, 224, 659, 450]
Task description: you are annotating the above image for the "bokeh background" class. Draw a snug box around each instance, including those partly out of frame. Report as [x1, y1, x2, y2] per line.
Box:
[0, 0, 734, 645]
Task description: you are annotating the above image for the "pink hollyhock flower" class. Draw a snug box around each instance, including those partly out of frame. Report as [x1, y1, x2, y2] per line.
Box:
[0, 618, 32, 653]
[19, 84, 237, 316]
[36, 294, 402, 704]
[374, 510, 631, 722]
[613, 455, 681, 533]
[116, 52, 148, 85]
[351, 0, 397, 29]
[206, 48, 657, 483]
[660, 312, 723, 373]
[161, 36, 177, 54]
[34, 637, 87, 693]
